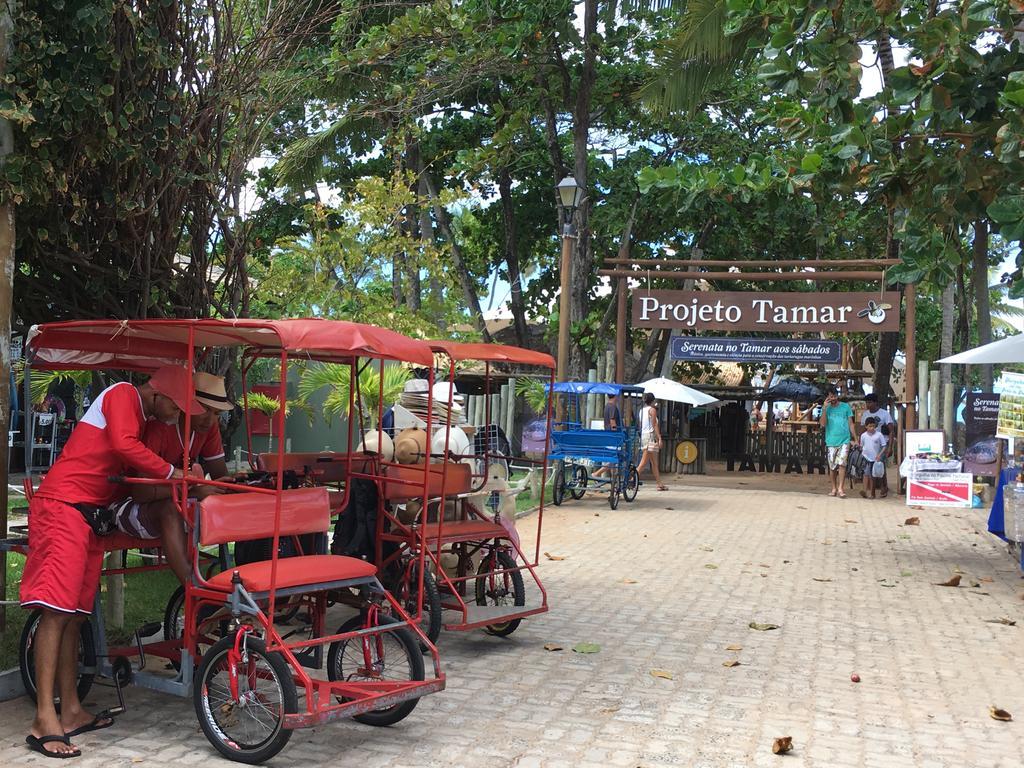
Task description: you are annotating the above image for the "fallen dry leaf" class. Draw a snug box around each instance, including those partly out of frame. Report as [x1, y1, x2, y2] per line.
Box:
[980, 577, 994, 583]
[759, 563, 771, 568]
[722, 660, 742, 668]
[650, 668, 674, 680]
[543, 643, 564, 651]
[572, 642, 600, 654]
[749, 622, 780, 631]
[699, 545, 714, 552]
[760, 573, 768, 578]
[822, 539, 833, 545]
[989, 706, 1013, 722]
[620, 578, 638, 584]
[970, 591, 992, 596]
[905, 516, 920, 526]
[705, 563, 718, 569]
[544, 552, 567, 561]
[772, 736, 794, 755]
[812, 577, 832, 583]
[725, 644, 743, 651]
[844, 519, 858, 524]
[984, 617, 1016, 626]
[935, 575, 962, 587]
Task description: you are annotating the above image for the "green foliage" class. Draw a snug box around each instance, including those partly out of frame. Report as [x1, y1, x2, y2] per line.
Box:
[297, 363, 410, 429]
[515, 377, 550, 415]
[28, 370, 92, 407]
[247, 393, 283, 418]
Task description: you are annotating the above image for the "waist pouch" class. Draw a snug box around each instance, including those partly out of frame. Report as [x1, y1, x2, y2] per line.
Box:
[73, 503, 116, 537]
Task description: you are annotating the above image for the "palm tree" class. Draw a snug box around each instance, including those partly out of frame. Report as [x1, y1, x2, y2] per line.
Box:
[298, 362, 411, 429]
[636, 0, 762, 113]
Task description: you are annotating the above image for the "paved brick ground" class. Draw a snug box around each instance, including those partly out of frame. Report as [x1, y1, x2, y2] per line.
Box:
[2, 481, 1023, 767]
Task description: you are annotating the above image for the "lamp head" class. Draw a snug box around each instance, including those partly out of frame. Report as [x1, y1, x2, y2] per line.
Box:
[556, 176, 583, 209]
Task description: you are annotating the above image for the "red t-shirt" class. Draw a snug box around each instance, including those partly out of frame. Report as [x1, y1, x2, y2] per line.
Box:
[37, 382, 174, 505]
[142, 420, 225, 469]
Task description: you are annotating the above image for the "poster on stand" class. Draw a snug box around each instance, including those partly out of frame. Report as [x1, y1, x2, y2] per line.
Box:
[906, 472, 973, 507]
[996, 372, 1024, 439]
[964, 392, 1002, 477]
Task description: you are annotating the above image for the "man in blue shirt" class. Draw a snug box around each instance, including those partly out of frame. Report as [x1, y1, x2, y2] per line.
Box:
[819, 386, 856, 498]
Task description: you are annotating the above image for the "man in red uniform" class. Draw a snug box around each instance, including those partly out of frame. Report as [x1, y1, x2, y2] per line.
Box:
[113, 372, 233, 585]
[20, 366, 201, 758]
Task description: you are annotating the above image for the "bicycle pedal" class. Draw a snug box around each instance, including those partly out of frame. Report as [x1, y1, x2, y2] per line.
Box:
[136, 621, 162, 638]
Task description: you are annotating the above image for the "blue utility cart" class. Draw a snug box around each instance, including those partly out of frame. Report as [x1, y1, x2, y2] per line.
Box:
[547, 382, 645, 509]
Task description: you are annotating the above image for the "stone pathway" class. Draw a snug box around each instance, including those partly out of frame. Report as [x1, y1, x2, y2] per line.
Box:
[2, 482, 1022, 767]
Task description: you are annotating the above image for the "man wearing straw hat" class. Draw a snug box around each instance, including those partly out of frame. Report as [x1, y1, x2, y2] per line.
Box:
[111, 373, 234, 587]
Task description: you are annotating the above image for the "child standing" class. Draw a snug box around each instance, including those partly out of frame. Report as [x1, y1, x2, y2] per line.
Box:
[859, 417, 885, 499]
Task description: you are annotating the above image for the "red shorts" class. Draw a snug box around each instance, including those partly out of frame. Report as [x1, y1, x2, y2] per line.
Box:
[20, 497, 105, 614]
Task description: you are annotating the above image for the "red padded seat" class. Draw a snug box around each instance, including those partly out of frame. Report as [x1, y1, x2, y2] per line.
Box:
[420, 518, 506, 543]
[207, 554, 376, 593]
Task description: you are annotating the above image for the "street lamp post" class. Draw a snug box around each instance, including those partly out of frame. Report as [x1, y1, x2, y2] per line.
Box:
[555, 176, 583, 387]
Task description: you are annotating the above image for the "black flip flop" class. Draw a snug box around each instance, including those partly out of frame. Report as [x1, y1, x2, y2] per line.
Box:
[26, 734, 81, 759]
[65, 711, 116, 738]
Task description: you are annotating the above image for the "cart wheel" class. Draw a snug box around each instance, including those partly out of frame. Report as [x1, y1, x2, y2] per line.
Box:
[326, 614, 425, 727]
[552, 461, 566, 506]
[163, 587, 226, 670]
[569, 464, 588, 500]
[623, 465, 640, 502]
[19, 610, 95, 704]
[474, 550, 526, 637]
[396, 565, 442, 647]
[194, 634, 296, 764]
[608, 482, 620, 510]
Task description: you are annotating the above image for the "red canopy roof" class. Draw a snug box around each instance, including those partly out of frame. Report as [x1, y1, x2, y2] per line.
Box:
[26, 319, 436, 370]
[429, 340, 554, 369]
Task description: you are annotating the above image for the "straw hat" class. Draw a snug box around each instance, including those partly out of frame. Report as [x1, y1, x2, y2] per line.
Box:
[394, 428, 428, 464]
[356, 429, 395, 462]
[194, 372, 233, 412]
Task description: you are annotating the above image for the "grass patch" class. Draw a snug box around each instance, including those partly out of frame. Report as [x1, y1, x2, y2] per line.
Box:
[1, 552, 178, 671]
[511, 469, 553, 515]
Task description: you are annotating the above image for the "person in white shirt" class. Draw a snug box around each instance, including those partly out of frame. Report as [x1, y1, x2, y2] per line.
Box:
[859, 418, 886, 499]
[860, 393, 895, 497]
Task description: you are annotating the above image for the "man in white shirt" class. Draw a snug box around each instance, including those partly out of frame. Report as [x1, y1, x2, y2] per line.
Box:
[860, 393, 895, 497]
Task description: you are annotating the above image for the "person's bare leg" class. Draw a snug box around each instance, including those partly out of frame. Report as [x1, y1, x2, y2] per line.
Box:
[30, 610, 80, 755]
[649, 451, 666, 489]
[58, 615, 110, 734]
[837, 465, 848, 496]
[158, 501, 190, 585]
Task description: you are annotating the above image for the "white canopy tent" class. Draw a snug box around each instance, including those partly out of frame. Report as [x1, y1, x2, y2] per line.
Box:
[938, 334, 1024, 365]
[639, 377, 721, 407]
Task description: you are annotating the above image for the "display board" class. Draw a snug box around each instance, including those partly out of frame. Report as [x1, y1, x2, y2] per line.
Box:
[996, 372, 1024, 439]
[906, 472, 973, 508]
[670, 337, 841, 364]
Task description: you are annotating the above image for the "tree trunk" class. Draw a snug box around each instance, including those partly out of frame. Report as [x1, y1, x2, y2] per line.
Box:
[498, 167, 528, 346]
[567, 0, 598, 380]
[938, 278, 955, 428]
[0, 1, 15, 631]
[423, 173, 492, 342]
[972, 218, 993, 391]
[873, 205, 900, 399]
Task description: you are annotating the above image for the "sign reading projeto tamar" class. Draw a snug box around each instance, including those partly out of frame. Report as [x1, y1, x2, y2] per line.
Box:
[632, 291, 901, 332]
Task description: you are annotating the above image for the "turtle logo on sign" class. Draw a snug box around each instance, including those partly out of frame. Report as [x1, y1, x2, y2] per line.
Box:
[857, 299, 893, 326]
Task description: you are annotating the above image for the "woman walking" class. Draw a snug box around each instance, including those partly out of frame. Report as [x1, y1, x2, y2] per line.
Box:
[635, 393, 668, 491]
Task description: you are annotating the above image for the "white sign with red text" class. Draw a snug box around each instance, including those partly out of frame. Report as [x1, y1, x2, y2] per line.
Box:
[906, 472, 973, 508]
